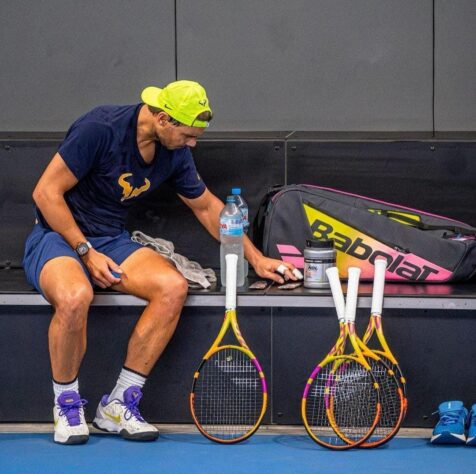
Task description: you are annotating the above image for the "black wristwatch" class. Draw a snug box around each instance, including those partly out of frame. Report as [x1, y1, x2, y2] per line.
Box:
[75, 241, 92, 257]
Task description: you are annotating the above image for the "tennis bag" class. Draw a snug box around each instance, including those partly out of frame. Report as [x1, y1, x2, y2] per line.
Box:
[252, 184, 476, 282]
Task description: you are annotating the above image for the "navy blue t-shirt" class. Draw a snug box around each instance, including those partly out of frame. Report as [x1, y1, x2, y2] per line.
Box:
[37, 104, 206, 237]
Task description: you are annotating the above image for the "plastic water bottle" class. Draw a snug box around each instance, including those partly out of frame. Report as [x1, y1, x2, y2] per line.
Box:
[231, 188, 249, 277]
[220, 195, 245, 287]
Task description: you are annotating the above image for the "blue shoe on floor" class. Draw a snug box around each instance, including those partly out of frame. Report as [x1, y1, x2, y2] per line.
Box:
[431, 400, 467, 444]
[467, 404, 476, 446]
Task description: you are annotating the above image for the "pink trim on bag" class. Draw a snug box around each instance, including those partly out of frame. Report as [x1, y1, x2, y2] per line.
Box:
[282, 256, 305, 267]
[301, 184, 469, 226]
[276, 244, 302, 255]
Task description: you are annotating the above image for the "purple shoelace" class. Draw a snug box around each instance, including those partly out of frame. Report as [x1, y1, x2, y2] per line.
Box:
[121, 386, 145, 422]
[57, 391, 88, 427]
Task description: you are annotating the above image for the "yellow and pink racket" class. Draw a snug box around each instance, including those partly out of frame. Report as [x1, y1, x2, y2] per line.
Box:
[190, 254, 268, 443]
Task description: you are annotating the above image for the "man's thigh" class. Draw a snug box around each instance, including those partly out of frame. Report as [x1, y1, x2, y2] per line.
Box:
[113, 247, 186, 301]
[23, 224, 90, 296]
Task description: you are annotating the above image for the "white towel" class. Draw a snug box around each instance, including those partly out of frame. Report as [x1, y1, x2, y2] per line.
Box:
[131, 231, 217, 289]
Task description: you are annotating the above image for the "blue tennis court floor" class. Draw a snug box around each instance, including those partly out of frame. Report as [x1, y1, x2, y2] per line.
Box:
[1, 432, 476, 474]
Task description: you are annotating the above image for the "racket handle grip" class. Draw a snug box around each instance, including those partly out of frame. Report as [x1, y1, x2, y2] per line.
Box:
[326, 267, 345, 321]
[371, 258, 387, 315]
[225, 253, 238, 310]
[345, 267, 361, 322]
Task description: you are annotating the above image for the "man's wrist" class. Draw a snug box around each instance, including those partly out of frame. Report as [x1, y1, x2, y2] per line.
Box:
[75, 241, 92, 257]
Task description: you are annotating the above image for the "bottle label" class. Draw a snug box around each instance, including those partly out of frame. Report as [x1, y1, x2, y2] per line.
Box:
[220, 217, 243, 236]
[304, 257, 335, 286]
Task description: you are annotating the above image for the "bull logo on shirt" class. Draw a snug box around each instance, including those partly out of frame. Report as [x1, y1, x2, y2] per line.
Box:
[118, 173, 151, 202]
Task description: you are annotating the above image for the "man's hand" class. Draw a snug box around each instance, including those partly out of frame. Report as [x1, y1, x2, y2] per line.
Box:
[251, 256, 303, 285]
[81, 249, 123, 288]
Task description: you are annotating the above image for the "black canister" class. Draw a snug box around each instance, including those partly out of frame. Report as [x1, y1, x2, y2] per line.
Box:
[303, 239, 336, 288]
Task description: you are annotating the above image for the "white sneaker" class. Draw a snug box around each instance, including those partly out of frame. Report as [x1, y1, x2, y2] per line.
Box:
[93, 386, 159, 441]
[53, 391, 89, 445]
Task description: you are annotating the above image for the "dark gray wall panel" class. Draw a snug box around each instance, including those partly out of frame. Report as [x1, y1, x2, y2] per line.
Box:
[0, 142, 57, 267]
[435, 1, 476, 131]
[3, 302, 476, 426]
[0, 306, 272, 423]
[177, 1, 433, 131]
[0, 139, 284, 268]
[0, 1, 175, 131]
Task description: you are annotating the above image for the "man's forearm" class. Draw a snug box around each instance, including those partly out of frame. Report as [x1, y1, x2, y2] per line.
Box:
[243, 234, 263, 268]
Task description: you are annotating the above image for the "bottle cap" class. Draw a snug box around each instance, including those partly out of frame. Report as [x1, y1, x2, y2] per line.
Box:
[306, 238, 334, 249]
[231, 188, 241, 195]
[226, 195, 235, 203]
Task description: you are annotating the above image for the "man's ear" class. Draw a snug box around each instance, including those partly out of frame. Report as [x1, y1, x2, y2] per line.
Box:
[156, 112, 170, 127]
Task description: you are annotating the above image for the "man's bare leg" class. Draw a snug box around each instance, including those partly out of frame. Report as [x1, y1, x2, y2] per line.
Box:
[92, 247, 187, 440]
[40, 256, 93, 444]
[40, 257, 94, 382]
[114, 247, 188, 374]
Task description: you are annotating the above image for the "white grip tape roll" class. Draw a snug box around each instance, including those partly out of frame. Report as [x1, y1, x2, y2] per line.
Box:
[345, 267, 361, 323]
[276, 264, 287, 275]
[326, 267, 345, 321]
[292, 268, 304, 280]
[225, 253, 238, 310]
[371, 258, 387, 315]
[277, 264, 303, 280]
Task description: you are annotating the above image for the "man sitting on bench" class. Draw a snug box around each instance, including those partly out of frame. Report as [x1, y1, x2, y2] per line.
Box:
[23, 80, 299, 445]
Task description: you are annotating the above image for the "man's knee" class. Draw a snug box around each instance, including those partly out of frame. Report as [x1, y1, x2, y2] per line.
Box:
[149, 271, 188, 307]
[53, 284, 93, 330]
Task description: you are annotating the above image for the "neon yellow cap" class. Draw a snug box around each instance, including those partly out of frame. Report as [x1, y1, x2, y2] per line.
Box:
[141, 80, 212, 128]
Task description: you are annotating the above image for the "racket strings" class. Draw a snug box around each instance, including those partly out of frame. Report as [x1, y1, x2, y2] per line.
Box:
[193, 347, 264, 441]
[305, 360, 379, 446]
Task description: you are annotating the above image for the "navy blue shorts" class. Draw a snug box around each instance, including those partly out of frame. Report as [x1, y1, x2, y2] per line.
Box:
[23, 224, 143, 295]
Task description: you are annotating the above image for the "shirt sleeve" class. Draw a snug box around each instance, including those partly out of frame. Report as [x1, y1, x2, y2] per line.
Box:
[58, 121, 112, 180]
[169, 147, 206, 199]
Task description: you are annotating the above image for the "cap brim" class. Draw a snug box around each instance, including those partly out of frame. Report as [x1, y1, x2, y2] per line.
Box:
[141, 86, 163, 107]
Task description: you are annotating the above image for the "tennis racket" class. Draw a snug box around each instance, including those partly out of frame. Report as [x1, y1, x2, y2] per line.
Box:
[190, 253, 268, 443]
[325, 268, 404, 449]
[326, 266, 402, 448]
[362, 257, 407, 412]
[328, 263, 404, 448]
[302, 267, 381, 449]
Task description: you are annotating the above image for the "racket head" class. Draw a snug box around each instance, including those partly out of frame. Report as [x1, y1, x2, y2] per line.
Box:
[302, 355, 381, 450]
[190, 345, 267, 443]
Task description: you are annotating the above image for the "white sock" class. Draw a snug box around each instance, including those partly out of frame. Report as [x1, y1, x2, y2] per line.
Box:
[53, 378, 79, 403]
[109, 367, 147, 402]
